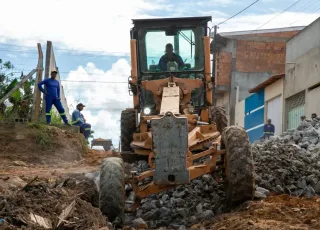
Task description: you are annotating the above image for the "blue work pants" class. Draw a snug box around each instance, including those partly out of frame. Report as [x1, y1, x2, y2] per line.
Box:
[45, 96, 68, 124]
[79, 123, 91, 139]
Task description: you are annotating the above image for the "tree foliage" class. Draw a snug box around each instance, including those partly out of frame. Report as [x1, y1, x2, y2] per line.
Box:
[0, 58, 35, 119]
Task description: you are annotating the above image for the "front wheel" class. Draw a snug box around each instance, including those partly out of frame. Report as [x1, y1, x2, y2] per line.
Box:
[222, 126, 255, 207]
[99, 157, 125, 227]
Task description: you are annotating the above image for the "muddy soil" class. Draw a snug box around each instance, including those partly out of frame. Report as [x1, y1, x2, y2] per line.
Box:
[205, 195, 320, 230]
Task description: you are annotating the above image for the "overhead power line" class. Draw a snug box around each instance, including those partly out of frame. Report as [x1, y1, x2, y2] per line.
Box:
[0, 44, 130, 57]
[288, 0, 320, 26]
[217, 0, 260, 25]
[61, 80, 127, 83]
[256, 0, 302, 30]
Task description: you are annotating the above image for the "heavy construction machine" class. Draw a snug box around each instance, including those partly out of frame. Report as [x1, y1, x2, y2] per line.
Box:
[99, 16, 255, 226]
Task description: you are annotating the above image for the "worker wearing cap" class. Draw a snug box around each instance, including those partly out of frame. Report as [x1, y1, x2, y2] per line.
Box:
[38, 70, 70, 125]
[311, 113, 318, 120]
[71, 103, 91, 140]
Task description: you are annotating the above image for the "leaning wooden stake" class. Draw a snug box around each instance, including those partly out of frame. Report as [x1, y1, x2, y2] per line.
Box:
[0, 69, 37, 104]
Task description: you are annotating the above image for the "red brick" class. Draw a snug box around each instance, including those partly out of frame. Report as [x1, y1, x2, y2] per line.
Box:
[235, 37, 291, 74]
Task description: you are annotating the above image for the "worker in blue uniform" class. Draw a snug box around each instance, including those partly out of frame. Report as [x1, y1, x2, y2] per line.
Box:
[37, 70, 70, 125]
[71, 103, 91, 140]
[263, 119, 275, 139]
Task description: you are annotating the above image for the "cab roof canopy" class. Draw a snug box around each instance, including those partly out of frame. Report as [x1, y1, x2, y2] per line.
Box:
[131, 16, 212, 30]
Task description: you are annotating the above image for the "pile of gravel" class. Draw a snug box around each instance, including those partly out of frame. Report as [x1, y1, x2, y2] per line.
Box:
[87, 118, 320, 229]
[253, 118, 320, 197]
[123, 158, 228, 229]
[125, 173, 226, 229]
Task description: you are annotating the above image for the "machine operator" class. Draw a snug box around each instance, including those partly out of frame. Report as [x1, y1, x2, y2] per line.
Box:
[158, 43, 184, 71]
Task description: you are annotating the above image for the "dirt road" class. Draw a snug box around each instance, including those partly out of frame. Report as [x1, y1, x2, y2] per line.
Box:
[1, 125, 320, 229]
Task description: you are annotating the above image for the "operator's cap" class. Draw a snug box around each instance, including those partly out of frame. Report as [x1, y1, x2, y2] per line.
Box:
[77, 103, 85, 107]
[51, 70, 58, 74]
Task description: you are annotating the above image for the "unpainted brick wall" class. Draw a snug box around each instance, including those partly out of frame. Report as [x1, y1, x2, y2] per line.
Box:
[236, 40, 286, 74]
[235, 31, 300, 74]
[215, 52, 232, 86]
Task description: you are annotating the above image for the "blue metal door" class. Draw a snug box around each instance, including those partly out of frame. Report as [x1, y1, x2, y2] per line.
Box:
[245, 89, 265, 142]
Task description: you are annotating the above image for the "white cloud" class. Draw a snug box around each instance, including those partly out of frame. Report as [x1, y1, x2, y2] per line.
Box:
[63, 59, 132, 146]
[215, 12, 320, 32]
[1, 0, 319, 56]
[0, 0, 167, 54]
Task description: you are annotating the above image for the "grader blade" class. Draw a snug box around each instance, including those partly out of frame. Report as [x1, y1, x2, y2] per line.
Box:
[151, 111, 189, 185]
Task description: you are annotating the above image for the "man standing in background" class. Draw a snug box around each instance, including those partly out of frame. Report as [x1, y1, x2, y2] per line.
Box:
[263, 119, 275, 140]
[37, 70, 70, 125]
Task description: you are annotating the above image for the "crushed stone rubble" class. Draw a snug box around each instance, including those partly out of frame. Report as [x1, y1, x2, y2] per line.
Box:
[125, 171, 226, 229]
[253, 117, 320, 198]
[84, 118, 320, 229]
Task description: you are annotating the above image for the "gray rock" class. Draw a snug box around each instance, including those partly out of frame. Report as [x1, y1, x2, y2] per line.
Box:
[159, 207, 171, 218]
[177, 208, 189, 218]
[161, 194, 169, 202]
[132, 218, 148, 229]
[315, 182, 320, 194]
[155, 200, 163, 208]
[254, 191, 266, 199]
[202, 174, 214, 184]
[143, 209, 160, 221]
[189, 216, 197, 224]
[173, 191, 185, 198]
[196, 203, 203, 214]
[256, 187, 270, 196]
[201, 210, 214, 220]
[203, 203, 211, 210]
[297, 179, 307, 189]
[306, 186, 316, 199]
[174, 198, 185, 207]
[276, 185, 285, 193]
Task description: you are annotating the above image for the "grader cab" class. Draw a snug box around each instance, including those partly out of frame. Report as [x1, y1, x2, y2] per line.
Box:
[99, 16, 255, 226]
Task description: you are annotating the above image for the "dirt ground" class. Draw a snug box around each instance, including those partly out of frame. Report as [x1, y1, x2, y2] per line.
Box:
[204, 195, 320, 230]
[1, 124, 320, 230]
[0, 147, 114, 229]
[0, 123, 114, 229]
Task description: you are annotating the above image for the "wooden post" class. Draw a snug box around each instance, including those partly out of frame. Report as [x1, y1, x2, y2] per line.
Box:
[41, 41, 52, 117]
[31, 43, 44, 122]
[0, 69, 37, 104]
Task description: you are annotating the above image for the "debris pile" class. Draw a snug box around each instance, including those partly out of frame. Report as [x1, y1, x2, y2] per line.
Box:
[253, 118, 320, 197]
[0, 175, 108, 229]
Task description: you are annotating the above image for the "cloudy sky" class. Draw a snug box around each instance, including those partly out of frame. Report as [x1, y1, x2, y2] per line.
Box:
[0, 0, 319, 146]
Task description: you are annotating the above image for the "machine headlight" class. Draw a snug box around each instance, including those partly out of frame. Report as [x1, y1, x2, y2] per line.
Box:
[144, 107, 151, 115]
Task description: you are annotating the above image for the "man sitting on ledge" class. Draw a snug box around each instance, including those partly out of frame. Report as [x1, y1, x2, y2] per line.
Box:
[71, 103, 91, 141]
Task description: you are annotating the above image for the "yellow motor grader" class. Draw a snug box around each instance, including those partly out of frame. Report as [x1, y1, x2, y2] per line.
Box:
[99, 16, 254, 225]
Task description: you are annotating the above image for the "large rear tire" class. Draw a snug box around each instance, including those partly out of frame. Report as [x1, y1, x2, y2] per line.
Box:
[99, 157, 125, 227]
[210, 106, 228, 134]
[222, 126, 255, 207]
[120, 109, 136, 152]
